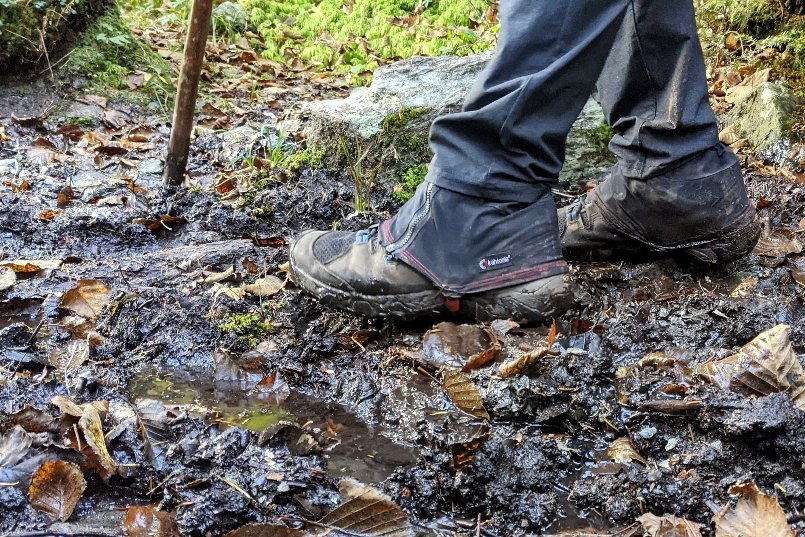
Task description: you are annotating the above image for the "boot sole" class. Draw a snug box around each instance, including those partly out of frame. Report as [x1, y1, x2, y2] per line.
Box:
[291, 258, 572, 322]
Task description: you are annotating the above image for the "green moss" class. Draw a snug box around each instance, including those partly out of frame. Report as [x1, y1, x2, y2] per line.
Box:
[394, 163, 428, 203]
[698, 0, 784, 35]
[285, 147, 326, 172]
[581, 123, 615, 154]
[241, 0, 496, 83]
[0, 0, 105, 69]
[61, 7, 173, 99]
[219, 313, 272, 347]
[383, 107, 428, 131]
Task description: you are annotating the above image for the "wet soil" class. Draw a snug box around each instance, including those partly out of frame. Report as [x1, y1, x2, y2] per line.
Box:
[2, 80, 805, 537]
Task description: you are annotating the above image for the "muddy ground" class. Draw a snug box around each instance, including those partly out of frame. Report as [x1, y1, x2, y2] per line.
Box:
[1, 75, 805, 537]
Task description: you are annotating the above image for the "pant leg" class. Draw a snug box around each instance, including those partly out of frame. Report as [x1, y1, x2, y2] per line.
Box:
[425, 0, 632, 204]
[381, 0, 636, 294]
[595, 0, 722, 178]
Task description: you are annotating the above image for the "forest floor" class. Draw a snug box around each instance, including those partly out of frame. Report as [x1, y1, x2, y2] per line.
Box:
[2, 11, 805, 537]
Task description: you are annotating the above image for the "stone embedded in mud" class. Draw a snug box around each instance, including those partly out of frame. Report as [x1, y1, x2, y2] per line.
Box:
[301, 53, 613, 188]
[726, 81, 799, 157]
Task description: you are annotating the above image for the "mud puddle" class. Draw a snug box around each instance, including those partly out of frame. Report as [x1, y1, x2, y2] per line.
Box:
[129, 368, 419, 484]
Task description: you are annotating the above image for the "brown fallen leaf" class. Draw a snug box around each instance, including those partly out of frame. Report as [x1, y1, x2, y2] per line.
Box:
[28, 460, 86, 522]
[638, 513, 703, 537]
[442, 370, 490, 420]
[422, 322, 501, 371]
[2, 259, 62, 274]
[608, 437, 646, 465]
[79, 404, 119, 481]
[753, 228, 803, 261]
[498, 347, 558, 379]
[724, 67, 771, 104]
[243, 275, 286, 297]
[123, 506, 180, 537]
[638, 400, 703, 414]
[791, 257, 805, 286]
[713, 482, 793, 537]
[37, 209, 61, 222]
[321, 479, 413, 537]
[242, 234, 286, 247]
[695, 324, 805, 410]
[60, 279, 112, 321]
[224, 524, 306, 537]
[57, 185, 75, 208]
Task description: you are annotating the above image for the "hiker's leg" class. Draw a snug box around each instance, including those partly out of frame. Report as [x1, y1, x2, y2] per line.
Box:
[559, 0, 759, 262]
[379, 0, 632, 296]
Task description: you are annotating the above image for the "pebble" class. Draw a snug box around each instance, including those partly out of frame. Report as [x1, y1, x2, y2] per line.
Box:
[638, 426, 657, 439]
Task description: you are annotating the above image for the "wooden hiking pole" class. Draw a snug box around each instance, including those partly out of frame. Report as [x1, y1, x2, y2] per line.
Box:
[162, 0, 214, 186]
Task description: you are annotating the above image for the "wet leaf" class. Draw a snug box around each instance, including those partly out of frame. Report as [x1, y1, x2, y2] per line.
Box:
[243, 234, 286, 248]
[0, 426, 34, 484]
[28, 460, 86, 521]
[37, 209, 61, 222]
[134, 399, 174, 471]
[78, 404, 119, 480]
[224, 524, 307, 537]
[638, 513, 703, 537]
[791, 257, 805, 286]
[321, 479, 413, 537]
[752, 228, 803, 260]
[255, 371, 291, 404]
[608, 437, 646, 465]
[489, 319, 519, 338]
[713, 482, 793, 537]
[50, 339, 90, 372]
[123, 505, 180, 537]
[2, 259, 62, 274]
[57, 185, 75, 208]
[60, 279, 112, 321]
[243, 275, 286, 297]
[498, 347, 558, 379]
[695, 324, 805, 410]
[422, 322, 501, 371]
[441, 370, 490, 420]
[0, 266, 16, 291]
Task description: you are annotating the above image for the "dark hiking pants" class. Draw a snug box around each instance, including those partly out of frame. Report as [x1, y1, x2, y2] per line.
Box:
[380, 0, 732, 295]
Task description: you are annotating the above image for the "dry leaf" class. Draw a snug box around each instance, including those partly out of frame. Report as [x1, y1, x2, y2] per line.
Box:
[79, 404, 119, 480]
[695, 324, 805, 410]
[123, 506, 180, 537]
[243, 275, 285, 297]
[719, 124, 740, 145]
[422, 322, 501, 371]
[0, 266, 16, 291]
[638, 513, 704, 537]
[713, 482, 793, 537]
[498, 347, 558, 379]
[442, 370, 490, 420]
[321, 479, 413, 537]
[57, 185, 75, 208]
[3, 259, 62, 273]
[489, 319, 519, 338]
[51, 395, 86, 417]
[60, 279, 112, 321]
[724, 68, 771, 104]
[50, 340, 90, 372]
[607, 437, 646, 465]
[37, 209, 61, 222]
[28, 460, 86, 522]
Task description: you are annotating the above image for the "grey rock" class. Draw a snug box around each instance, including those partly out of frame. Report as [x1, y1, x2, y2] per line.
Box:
[727, 81, 799, 157]
[212, 1, 250, 32]
[638, 426, 657, 439]
[301, 53, 613, 187]
[62, 102, 104, 125]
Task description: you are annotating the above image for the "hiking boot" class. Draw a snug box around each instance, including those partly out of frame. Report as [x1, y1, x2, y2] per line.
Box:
[289, 226, 572, 322]
[558, 146, 761, 264]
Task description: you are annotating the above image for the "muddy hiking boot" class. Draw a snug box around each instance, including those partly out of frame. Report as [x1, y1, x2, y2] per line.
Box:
[290, 183, 572, 322]
[559, 146, 761, 264]
[290, 227, 571, 322]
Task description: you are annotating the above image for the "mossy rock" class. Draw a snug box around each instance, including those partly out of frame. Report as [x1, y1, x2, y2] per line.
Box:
[0, 0, 107, 72]
[301, 53, 614, 192]
[727, 81, 799, 158]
